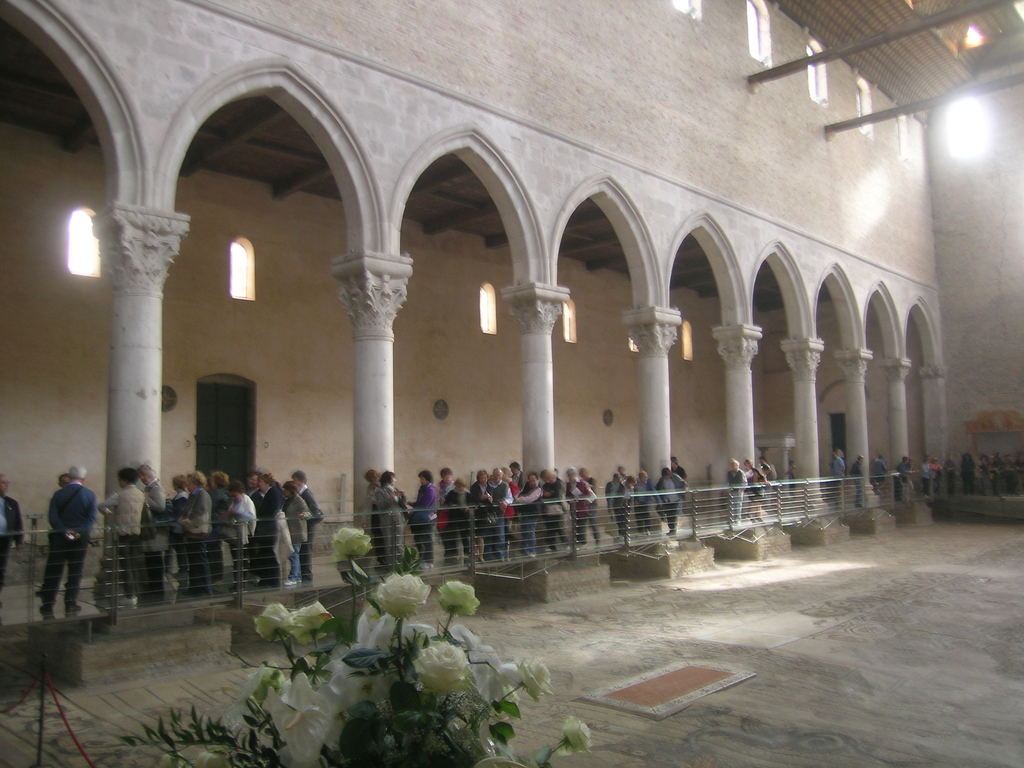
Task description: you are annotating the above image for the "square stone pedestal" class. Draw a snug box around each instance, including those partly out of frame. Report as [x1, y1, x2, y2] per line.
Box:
[893, 501, 933, 526]
[706, 526, 791, 561]
[27, 609, 232, 686]
[844, 511, 897, 535]
[600, 542, 714, 579]
[785, 516, 851, 546]
[472, 561, 610, 603]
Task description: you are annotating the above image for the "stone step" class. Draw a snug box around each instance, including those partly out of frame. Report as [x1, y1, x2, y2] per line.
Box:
[601, 541, 714, 579]
[705, 526, 792, 561]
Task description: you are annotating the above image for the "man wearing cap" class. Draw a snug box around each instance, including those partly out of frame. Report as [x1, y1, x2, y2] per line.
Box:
[39, 465, 97, 618]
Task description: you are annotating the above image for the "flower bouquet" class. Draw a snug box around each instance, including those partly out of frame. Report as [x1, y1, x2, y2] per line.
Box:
[124, 528, 591, 768]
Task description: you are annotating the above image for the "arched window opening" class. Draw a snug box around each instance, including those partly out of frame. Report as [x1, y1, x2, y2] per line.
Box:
[562, 299, 577, 343]
[747, 0, 771, 65]
[229, 238, 256, 301]
[807, 40, 827, 105]
[480, 282, 497, 335]
[897, 115, 910, 161]
[67, 208, 100, 277]
[681, 320, 693, 361]
[672, 0, 701, 20]
[629, 338, 639, 353]
[856, 75, 873, 137]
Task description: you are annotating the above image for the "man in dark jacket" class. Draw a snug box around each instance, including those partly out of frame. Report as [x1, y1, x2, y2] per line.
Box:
[291, 470, 323, 583]
[0, 474, 24, 609]
[39, 465, 97, 618]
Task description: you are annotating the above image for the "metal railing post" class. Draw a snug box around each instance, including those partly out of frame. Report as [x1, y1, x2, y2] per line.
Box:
[569, 504, 578, 560]
[689, 490, 699, 540]
[109, 518, 119, 625]
[234, 520, 244, 609]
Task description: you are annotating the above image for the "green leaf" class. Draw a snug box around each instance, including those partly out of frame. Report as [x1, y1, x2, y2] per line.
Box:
[490, 721, 515, 745]
[342, 647, 389, 668]
[392, 710, 431, 734]
[494, 699, 521, 719]
[534, 745, 554, 764]
[338, 716, 374, 756]
[347, 700, 379, 720]
[389, 680, 421, 712]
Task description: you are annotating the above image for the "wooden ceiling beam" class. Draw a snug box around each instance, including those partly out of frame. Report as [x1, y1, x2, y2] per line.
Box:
[410, 162, 476, 195]
[485, 232, 509, 249]
[60, 112, 93, 152]
[825, 66, 1024, 134]
[0, 72, 79, 101]
[563, 232, 620, 254]
[422, 199, 498, 235]
[671, 275, 720, 292]
[752, 0, 1016, 87]
[583, 251, 626, 271]
[181, 102, 287, 176]
[273, 165, 333, 199]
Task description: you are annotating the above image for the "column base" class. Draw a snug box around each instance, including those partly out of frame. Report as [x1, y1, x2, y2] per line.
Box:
[891, 501, 934, 526]
[600, 541, 714, 579]
[706, 526, 791, 561]
[472, 560, 610, 603]
[843, 510, 898, 535]
[784, 516, 850, 546]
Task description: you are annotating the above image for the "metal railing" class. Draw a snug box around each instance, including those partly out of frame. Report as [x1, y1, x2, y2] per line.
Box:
[0, 475, 927, 629]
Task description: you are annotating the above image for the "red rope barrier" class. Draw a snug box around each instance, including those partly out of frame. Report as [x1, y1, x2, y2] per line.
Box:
[44, 673, 99, 768]
[0, 671, 40, 714]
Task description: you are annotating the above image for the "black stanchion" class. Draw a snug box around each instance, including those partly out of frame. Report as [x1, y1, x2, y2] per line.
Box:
[31, 654, 46, 768]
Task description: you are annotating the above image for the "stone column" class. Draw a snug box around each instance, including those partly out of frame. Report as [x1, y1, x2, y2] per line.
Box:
[95, 204, 190, 493]
[881, 357, 912, 461]
[713, 324, 762, 465]
[780, 338, 824, 479]
[502, 283, 570, 474]
[919, 365, 948, 459]
[835, 348, 872, 498]
[333, 252, 413, 480]
[624, 306, 682, 475]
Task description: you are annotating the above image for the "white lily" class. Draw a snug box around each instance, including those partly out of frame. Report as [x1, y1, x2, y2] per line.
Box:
[263, 673, 335, 768]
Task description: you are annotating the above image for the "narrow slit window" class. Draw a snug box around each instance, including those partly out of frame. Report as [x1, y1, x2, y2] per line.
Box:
[856, 75, 873, 137]
[229, 238, 256, 301]
[897, 115, 910, 160]
[681, 320, 693, 361]
[480, 282, 497, 335]
[747, 0, 771, 65]
[672, 0, 701, 20]
[629, 338, 639, 353]
[562, 300, 577, 343]
[807, 40, 827, 105]
[67, 208, 100, 277]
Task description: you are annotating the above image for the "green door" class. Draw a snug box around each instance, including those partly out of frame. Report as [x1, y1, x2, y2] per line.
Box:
[196, 381, 252, 484]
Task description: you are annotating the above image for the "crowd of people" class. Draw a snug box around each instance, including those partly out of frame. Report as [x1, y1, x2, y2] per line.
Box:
[359, 458, 700, 567]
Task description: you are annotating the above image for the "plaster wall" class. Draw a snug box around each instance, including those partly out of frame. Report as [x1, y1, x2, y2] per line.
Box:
[931, 87, 1024, 454]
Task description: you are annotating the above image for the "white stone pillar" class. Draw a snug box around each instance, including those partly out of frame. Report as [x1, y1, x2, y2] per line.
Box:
[835, 348, 872, 498]
[502, 283, 570, 474]
[713, 324, 762, 465]
[624, 306, 682, 475]
[333, 252, 413, 480]
[95, 204, 190, 494]
[781, 338, 824, 479]
[881, 357, 912, 461]
[919, 365, 948, 459]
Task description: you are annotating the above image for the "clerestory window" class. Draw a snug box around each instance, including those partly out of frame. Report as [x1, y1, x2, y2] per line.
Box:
[67, 208, 100, 277]
[480, 282, 497, 335]
[229, 238, 256, 300]
[747, 0, 771, 66]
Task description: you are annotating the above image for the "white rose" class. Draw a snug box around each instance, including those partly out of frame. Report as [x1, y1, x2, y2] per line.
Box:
[375, 574, 431, 619]
[254, 603, 293, 641]
[437, 580, 480, 616]
[194, 752, 230, 768]
[331, 527, 373, 561]
[414, 641, 472, 694]
[289, 601, 332, 644]
[517, 658, 553, 701]
[558, 716, 592, 754]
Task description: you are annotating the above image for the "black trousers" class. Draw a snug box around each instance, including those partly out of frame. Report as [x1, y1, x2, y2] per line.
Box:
[39, 532, 89, 608]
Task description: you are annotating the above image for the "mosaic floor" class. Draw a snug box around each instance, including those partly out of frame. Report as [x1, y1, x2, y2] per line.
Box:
[2, 517, 1024, 767]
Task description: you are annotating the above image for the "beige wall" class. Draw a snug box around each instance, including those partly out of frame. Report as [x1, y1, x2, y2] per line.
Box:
[214, 0, 935, 281]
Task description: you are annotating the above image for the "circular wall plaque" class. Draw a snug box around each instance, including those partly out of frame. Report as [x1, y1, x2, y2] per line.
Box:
[161, 385, 178, 412]
[603, 409, 614, 426]
[433, 399, 449, 420]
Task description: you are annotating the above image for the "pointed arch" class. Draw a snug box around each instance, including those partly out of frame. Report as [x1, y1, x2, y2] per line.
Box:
[751, 241, 813, 339]
[906, 299, 941, 367]
[669, 211, 746, 326]
[2, 0, 145, 204]
[864, 282, 902, 359]
[549, 175, 658, 306]
[390, 125, 543, 285]
[153, 58, 382, 254]
[815, 263, 862, 350]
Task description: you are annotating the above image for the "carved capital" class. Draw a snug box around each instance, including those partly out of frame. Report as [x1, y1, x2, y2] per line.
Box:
[881, 357, 913, 384]
[95, 204, 190, 298]
[712, 324, 761, 371]
[509, 299, 562, 335]
[336, 271, 409, 341]
[834, 348, 872, 384]
[629, 323, 678, 358]
[781, 338, 824, 382]
[919, 365, 947, 381]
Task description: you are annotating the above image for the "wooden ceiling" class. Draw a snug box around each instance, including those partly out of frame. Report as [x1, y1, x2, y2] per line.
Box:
[4, 1, 1021, 316]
